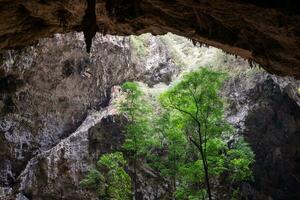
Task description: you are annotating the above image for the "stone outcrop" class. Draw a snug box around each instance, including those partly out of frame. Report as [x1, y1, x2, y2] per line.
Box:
[15, 106, 118, 200]
[0, 32, 177, 199]
[0, 0, 300, 77]
[223, 73, 300, 200]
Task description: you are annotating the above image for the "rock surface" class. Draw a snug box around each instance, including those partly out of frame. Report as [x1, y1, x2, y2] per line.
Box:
[0, 33, 299, 200]
[0, 0, 300, 77]
[223, 73, 300, 200]
[0, 32, 177, 199]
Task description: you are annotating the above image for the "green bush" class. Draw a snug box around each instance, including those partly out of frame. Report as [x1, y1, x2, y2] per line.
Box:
[80, 152, 132, 200]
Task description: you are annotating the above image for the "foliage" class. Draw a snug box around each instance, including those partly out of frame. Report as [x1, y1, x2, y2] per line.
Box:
[120, 81, 158, 156]
[80, 169, 104, 195]
[230, 188, 241, 200]
[80, 152, 132, 200]
[158, 68, 229, 199]
[151, 112, 187, 196]
[226, 139, 255, 183]
[119, 81, 158, 197]
[130, 34, 150, 58]
[210, 50, 264, 78]
[157, 68, 254, 199]
[160, 35, 186, 67]
[82, 68, 255, 199]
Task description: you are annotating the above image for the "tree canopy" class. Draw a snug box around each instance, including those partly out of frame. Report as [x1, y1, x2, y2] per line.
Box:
[81, 68, 254, 200]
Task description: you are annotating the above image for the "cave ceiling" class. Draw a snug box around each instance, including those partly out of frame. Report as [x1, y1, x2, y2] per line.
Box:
[0, 0, 299, 77]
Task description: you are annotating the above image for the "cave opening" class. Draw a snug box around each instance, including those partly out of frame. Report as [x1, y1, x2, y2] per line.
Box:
[0, 0, 300, 199]
[0, 31, 299, 200]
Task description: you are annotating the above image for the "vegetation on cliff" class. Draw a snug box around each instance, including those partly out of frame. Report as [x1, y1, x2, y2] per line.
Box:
[81, 68, 254, 199]
[80, 152, 132, 199]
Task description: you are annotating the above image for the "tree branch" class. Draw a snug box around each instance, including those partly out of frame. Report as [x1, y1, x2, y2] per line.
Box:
[167, 95, 198, 122]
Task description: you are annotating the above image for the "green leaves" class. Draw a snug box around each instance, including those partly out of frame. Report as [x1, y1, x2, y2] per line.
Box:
[159, 68, 230, 140]
[226, 139, 255, 182]
[206, 138, 227, 176]
[158, 67, 254, 198]
[97, 152, 127, 169]
[79, 169, 104, 193]
[120, 81, 158, 157]
[80, 152, 132, 200]
[82, 69, 254, 199]
[121, 81, 143, 100]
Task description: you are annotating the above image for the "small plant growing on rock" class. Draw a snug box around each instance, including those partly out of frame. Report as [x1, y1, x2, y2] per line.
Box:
[80, 152, 132, 200]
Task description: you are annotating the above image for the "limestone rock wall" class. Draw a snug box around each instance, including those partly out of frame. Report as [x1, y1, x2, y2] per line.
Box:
[0, 32, 176, 199]
[223, 73, 300, 200]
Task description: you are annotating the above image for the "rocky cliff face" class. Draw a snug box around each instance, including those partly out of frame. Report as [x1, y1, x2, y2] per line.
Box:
[223, 73, 300, 200]
[0, 0, 300, 77]
[0, 33, 299, 200]
[0, 33, 176, 199]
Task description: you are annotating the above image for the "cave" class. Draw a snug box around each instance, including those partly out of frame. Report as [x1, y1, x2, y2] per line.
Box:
[0, 1, 300, 200]
[1, 0, 300, 77]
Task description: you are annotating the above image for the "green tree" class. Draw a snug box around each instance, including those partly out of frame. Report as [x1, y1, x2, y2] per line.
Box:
[81, 70, 254, 199]
[80, 152, 132, 200]
[159, 68, 243, 199]
[120, 81, 156, 199]
[154, 112, 187, 197]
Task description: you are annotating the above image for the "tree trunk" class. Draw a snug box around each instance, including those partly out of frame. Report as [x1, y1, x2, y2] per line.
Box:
[197, 122, 212, 200]
[172, 175, 176, 200]
[133, 155, 138, 200]
[192, 130, 212, 199]
[202, 160, 212, 200]
[199, 141, 212, 200]
[190, 136, 213, 200]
